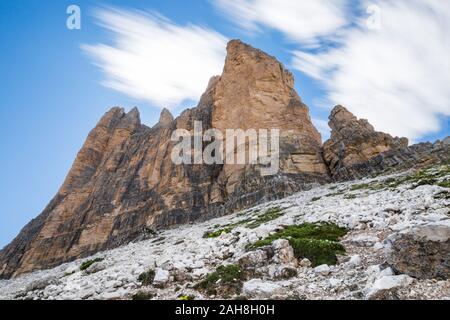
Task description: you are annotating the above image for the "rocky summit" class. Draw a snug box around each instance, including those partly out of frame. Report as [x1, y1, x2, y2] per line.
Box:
[1, 40, 449, 287]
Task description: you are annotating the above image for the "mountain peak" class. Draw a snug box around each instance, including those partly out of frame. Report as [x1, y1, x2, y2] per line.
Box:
[324, 105, 409, 176]
[158, 108, 174, 126]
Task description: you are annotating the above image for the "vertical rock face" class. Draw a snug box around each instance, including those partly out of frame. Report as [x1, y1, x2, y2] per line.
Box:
[323, 106, 409, 177]
[0, 40, 329, 278]
[212, 40, 328, 197]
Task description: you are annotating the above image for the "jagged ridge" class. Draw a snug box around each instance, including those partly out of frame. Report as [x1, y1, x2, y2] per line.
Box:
[1, 40, 449, 279]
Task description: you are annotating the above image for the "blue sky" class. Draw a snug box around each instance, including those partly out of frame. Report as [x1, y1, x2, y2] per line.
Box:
[0, 0, 449, 248]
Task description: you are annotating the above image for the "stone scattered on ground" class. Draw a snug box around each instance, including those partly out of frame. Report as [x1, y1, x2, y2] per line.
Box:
[1, 166, 449, 300]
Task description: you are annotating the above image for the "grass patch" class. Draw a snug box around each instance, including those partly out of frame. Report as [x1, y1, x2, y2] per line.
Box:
[385, 165, 450, 189]
[248, 223, 347, 266]
[350, 183, 371, 191]
[178, 294, 195, 301]
[138, 269, 156, 286]
[346, 165, 450, 191]
[195, 265, 244, 296]
[63, 271, 76, 277]
[132, 291, 154, 300]
[438, 179, 450, 188]
[246, 207, 284, 229]
[203, 227, 234, 238]
[80, 258, 104, 271]
[203, 207, 284, 237]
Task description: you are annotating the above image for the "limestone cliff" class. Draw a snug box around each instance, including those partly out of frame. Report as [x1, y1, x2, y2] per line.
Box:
[323, 106, 409, 177]
[2, 41, 449, 279]
[323, 105, 449, 180]
[0, 40, 329, 278]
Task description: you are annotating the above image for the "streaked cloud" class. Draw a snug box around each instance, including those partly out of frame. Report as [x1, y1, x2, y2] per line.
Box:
[216, 0, 450, 141]
[293, 0, 450, 141]
[214, 0, 349, 45]
[83, 7, 228, 108]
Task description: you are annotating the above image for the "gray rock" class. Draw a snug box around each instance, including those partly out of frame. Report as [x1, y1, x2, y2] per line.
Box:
[366, 275, 414, 300]
[300, 258, 312, 268]
[153, 268, 170, 288]
[384, 221, 450, 279]
[348, 255, 362, 267]
[243, 279, 283, 298]
[346, 235, 379, 247]
[271, 240, 297, 267]
[85, 261, 108, 274]
[314, 264, 331, 275]
[238, 250, 268, 270]
[26, 275, 57, 292]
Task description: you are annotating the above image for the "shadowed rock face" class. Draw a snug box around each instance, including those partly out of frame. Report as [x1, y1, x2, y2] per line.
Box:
[322, 106, 450, 181]
[384, 221, 450, 280]
[0, 40, 329, 278]
[323, 106, 409, 177]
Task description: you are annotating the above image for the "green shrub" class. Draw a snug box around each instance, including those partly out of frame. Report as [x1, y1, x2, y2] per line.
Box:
[203, 227, 234, 238]
[290, 238, 345, 266]
[79, 258, 104, 271]
[178, 294, 195, 300]
[138, 269, 156, 286]
[248, 223, 347, 266]
[195, 265, 244, 295]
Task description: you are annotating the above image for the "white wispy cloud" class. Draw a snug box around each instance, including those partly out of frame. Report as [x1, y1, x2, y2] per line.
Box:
[214, 0, 349, 45]
[216, 0, 450, 141]
[292, 0, 450, 141]
[82, 7, 228, 108]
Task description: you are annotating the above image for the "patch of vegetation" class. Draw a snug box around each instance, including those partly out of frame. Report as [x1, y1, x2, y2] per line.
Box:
[63, 271, 76, 277]
[203, 207, 284, 237]
[385, 165, 450, 189]
[178, 294, 195, 301]
[290, 238, 345, 266]
[132, 291, 154, 300]
[248, 223, 347, 266]
[344, 194, 357, 200]
[344, 166, 450, 191]
[138, 269, 156, 286]
[438, 179, 450, 189]
[350, 183, 371, 191]
[246, 207, 284, 229]
[195, 264, 244, 296]
[203, 226, 234, 238]
[79, 258, 104, 271]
